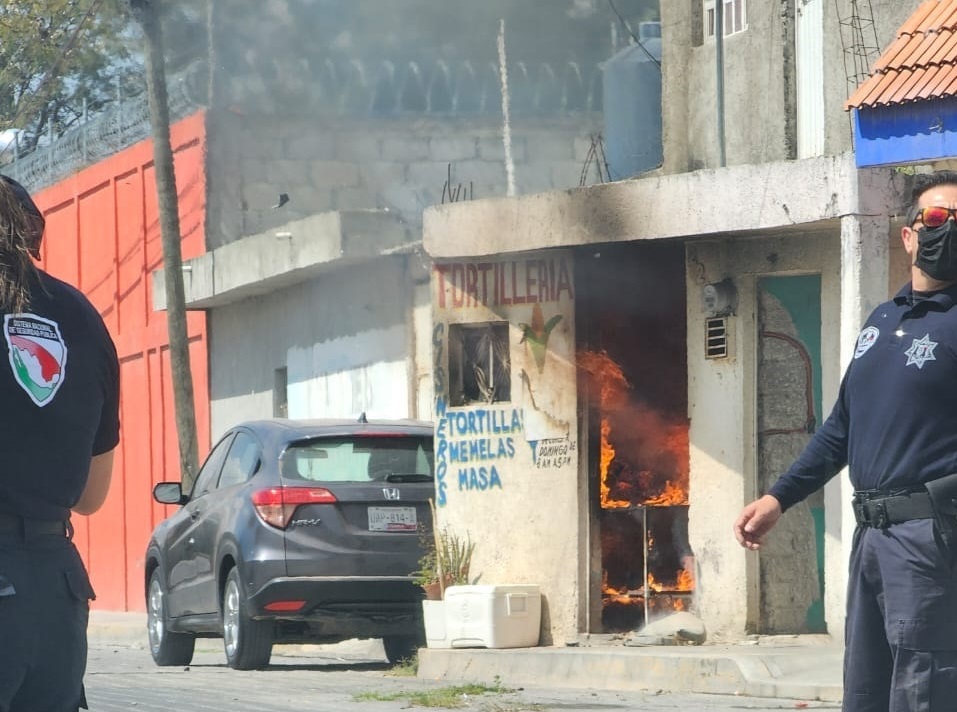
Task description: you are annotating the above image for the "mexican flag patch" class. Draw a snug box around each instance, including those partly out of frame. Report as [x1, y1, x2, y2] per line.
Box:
[4, 314, 68, 407]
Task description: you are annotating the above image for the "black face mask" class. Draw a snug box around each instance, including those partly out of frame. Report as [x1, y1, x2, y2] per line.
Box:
[915, 220, 957, 281]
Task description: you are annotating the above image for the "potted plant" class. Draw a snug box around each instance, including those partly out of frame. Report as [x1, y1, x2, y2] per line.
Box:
[414, 500, 476, 648]
[414, 500, 476, 600]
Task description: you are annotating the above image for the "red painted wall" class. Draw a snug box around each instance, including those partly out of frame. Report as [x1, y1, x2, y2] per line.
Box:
[33, 111, 210, 612]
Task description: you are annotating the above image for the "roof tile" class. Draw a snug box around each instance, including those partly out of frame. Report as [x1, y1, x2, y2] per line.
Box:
[900, 0, 943, 35]
[847, 0, 957, 110]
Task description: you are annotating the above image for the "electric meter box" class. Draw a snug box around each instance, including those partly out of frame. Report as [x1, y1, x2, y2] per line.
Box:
[443, 584, 542, 649]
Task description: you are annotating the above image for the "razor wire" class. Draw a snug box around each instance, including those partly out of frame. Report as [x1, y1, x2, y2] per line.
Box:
[6, 63, 207, 194]
[5, 56, 605, 194]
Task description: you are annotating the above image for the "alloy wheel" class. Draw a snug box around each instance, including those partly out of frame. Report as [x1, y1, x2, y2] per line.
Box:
[147, 576, 166, 653]
[223, 576, 241, 657]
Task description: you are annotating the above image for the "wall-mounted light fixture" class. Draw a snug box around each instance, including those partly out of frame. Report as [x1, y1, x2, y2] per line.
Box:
[702, 278, 737, 317]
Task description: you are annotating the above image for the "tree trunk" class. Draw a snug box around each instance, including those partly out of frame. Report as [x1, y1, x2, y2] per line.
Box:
[132, 0, 200, 488]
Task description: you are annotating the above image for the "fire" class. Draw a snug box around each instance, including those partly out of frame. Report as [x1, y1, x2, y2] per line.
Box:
[582, 349, 695, 627]
[599, 419, 618, 506]
[601, 571, 641, 607]
[643, 480, 688, 506]
[577, 349, 690, 509]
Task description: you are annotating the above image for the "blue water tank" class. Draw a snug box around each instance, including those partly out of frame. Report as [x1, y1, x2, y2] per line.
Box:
[602, 25, 662, 181]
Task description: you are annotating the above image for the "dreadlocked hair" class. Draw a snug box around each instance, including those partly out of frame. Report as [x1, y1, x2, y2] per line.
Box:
[0, 179, 38, 314]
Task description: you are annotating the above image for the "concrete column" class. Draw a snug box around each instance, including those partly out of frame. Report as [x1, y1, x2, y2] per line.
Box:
[825, 213, 889, 642]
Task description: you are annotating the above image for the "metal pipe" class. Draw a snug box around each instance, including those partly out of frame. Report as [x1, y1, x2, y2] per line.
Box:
[715, 0, 727, 167]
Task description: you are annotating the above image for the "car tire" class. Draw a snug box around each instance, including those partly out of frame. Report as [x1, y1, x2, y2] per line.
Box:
[222, 567, 273, 670]
[382, 635, 422, 664]
[147, 569, 195, 666]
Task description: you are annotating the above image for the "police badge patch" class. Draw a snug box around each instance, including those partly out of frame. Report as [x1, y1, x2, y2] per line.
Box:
[854, 326, 880, 359]
[3, 314, 68, 407]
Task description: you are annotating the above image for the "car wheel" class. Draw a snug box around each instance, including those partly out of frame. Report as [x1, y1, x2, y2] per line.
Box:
[382, 635, 421, 664]
[222, 567, 272, 670]
[147, 569, 195, 666]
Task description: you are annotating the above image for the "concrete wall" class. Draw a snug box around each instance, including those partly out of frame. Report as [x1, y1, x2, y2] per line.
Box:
[431, 251, 580, 645]
[423, 156, 909, 640]
[663, 0, 920, 173]
[686, 231, 841, 640]
[207, 256, 423, 438]
[662, 0, 794, 172]
[206, 112, 604, 248]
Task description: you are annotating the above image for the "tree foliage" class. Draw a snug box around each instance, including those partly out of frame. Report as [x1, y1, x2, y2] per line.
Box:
[0, 0, 136, 151]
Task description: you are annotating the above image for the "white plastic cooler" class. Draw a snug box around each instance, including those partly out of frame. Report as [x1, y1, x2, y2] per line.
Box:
[443, 584, 542, 649]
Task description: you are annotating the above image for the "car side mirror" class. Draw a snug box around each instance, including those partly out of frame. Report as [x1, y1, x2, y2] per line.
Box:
[153, 482, 187, 506]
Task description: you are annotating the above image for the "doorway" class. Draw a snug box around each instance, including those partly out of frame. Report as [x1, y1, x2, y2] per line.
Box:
[756, 275, 826, 633]
[575, 241, 690, 633]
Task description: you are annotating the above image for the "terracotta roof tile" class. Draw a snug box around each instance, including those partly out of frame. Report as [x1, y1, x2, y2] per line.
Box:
[929, 28, 957, 63]
[899, 0, 943, 35]
[920, 64, 953, 95]
[915, 30, 952, 66]
[904, 64, 942, 100]
[847, 0, 957, 110]
[872, 33, 921, 72]
[920, 2, 954, 31]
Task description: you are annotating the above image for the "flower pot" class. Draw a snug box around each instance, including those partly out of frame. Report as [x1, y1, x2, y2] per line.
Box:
[422, 599, 450, 648]
[421, 574, 455, 601]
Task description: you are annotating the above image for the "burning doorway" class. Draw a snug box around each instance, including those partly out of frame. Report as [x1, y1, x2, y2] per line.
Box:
[575, 242, 691, 633]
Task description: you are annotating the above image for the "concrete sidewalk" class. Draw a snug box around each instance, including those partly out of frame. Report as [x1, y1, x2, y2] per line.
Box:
[89, 611, 843, 703]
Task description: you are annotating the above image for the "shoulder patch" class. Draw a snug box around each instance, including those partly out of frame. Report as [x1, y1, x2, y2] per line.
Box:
[3, 314, 68, 407]
[854, 326, 880, 359]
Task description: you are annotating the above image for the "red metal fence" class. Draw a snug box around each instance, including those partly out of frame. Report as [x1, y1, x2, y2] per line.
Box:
[33, 111, 210, 612]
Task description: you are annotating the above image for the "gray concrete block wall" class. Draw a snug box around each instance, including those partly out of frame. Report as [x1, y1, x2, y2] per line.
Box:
[206, 113, 604, 246]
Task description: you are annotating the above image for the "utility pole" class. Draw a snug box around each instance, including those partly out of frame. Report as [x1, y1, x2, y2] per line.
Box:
[130, 0, 200, 487]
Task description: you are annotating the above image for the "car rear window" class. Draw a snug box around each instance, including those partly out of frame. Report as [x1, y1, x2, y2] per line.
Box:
[280, 436, 434, 483]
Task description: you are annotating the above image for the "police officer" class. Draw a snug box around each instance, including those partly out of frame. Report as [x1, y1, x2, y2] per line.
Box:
[734, 170, 957, 712]
[0, 175, 120, 712]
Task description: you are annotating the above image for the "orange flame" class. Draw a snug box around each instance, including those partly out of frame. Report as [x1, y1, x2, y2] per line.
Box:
[643, 480, 688, 506]
[578, 349, 690, 508]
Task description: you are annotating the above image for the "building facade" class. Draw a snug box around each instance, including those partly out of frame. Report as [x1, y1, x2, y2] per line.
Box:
[423, 0, 923, 645]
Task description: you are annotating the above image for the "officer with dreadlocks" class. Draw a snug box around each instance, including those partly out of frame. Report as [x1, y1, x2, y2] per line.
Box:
[0, 175, 120, 712]
[735, 170, 957, 711]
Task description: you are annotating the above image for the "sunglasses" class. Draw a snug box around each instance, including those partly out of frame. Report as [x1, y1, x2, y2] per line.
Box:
[915, 206, 957, 228]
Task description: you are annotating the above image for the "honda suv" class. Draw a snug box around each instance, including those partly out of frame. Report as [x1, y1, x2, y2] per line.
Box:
[144, 416, 434, 669]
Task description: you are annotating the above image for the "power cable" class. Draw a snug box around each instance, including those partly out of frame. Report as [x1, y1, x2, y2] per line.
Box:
[606, 0, 660, 69]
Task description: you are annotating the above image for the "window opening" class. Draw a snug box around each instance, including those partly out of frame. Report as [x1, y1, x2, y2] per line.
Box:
[448, 322, 511, 406]
[273, 367, 288, 418]
[705, 0, 747, 38]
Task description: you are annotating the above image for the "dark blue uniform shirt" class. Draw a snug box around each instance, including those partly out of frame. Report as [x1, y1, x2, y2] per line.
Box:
[0, 271, 120, 521]
[769, 281, 957, 511]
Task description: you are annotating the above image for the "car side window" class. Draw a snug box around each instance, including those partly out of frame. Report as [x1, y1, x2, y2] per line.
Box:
[190, 433, 234, 500]
[217, 431, 261, 489]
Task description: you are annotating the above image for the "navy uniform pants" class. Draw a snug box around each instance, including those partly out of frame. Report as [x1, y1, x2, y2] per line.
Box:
[0, 524, 95, 712]
[844, 519, 957, 712]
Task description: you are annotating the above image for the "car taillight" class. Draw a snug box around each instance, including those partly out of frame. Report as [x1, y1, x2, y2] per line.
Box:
[250, 486, 337, 529]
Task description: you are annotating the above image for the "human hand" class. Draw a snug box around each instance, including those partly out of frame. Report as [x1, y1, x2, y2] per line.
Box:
[733, 494, 782, 550]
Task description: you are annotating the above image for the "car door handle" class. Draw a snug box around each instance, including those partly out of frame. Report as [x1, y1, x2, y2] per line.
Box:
[189, 509, 200, 521]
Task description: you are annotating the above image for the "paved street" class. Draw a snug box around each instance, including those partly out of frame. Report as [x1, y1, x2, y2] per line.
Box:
[84, 641, 839, 712]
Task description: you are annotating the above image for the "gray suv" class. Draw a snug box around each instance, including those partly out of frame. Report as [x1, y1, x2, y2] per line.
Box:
[144, 416, 434, 669]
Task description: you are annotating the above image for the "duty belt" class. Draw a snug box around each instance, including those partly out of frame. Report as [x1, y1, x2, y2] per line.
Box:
[0, 513, 72, 538]
[851, 490, 936, 529]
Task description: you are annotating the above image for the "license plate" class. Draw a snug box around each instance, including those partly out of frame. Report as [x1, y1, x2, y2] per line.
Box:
[368, 506, 417, 532]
